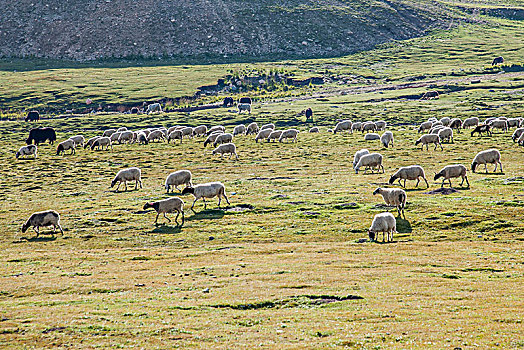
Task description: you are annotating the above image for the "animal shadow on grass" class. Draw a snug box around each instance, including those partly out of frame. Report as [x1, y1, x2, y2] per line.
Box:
[396, 217, 412, 234]
[187, 209, 225, 221]
[14, 235, 57, 243]
[150, 225, 182, 235]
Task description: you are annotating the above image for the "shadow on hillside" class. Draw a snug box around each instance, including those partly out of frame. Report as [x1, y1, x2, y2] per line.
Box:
[396, 217, 412, 234]
[150, 225, 182, 234]
[13, 235, 58, 243]
[187, 209, 225, 221]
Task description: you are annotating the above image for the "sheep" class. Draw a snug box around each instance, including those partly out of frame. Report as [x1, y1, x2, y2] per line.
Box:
[246, 122, 259, 135]
[440, 117, 451, 126]
[207, 125, 225, 135]
[449, 118, 462, 133]
[353, 149, 370, 169]
[352, 122, 362, 132]
[69, 135, 85, 147]
[110, 131, 122, 143]
[434, 164, 470, 188]
[309, 127, 319, 133]
[362, 121, 377, 133]
[354, 153, 384, 174]
[489, 119, 508, 133]
[418, 121, 433, 133]
[507, 118, 520, 128]
[111, 167, 142, 191]
[118, 131, 134, 144]
[415, 134, 443, 151]
[117, 127, 128, 132]
[146, 103, 162, 114]
[261, 123, 275, 131]
[389, 165, 429, 188]
[463, 117, 479, 129]
[267, 130, 283, 142]
[368, 212, 396, 243]
[364, 133, 380, 141]
[233, 124, 246, 136]
[143, 198, 184, 226]
[167, 130, 183, 144]
[238, 103, 251, 113]
[375, 120, 387, 131]
[438, 127, 454, 143]
[333, 120, 352, 134]
[139, 129, 151, 137]
[165, 170, 192, 192]
[21, 210, 64, 238]
[147, 129, 166, 143]
[471, 124, 492, 137]
[158, 127, 169, 137]
[213, 133, 233, 147]
[91, 137, 112, 151]
[16, 145, 37, 159]
[102, 128, 117, 137]
[380, 131, 394, 147]
[279, 129, 299, 143]
[203, 132, 224, 147]
[471, 149, 503, 173]
[181, 182, 230, 213]
[519, 133, 524, 146]
[255, 129, 273, 143]
[484, 117, 496, 125]
[56, 139, 76, 155]
[180, 127, 194, 139]
[431, 121, 443, 128]
[84, 136, 101, 149]
[372, 187, 406, 218]
[512, 128, 524, 142]
[193, 125, 208, 137]
[212, 143, 238, 159]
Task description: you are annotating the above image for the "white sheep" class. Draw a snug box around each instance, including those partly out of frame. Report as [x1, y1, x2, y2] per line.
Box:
[238, 103, 251, 113]
[212, 143, 238, 159]
[143, 198, 184, 226]
[490, 119, 508, 133]
[69, 135, 85, 147]
[260, 123, 275, 131]
[21, 210, 64, 238]
[471, 149, 503, 173]
[352, 122, 362, 132]
[91, 137, 112, 150]
[181, 182, 230, 213]
[354, 153, 384, 174]
[368, 212, 396, 243]
[463, 117, 479, 129]
[362, 121, 377, 133]
[167, 130, 183, 144]
[375, 120, 387, 131]
[255, 129, 273, 143]
[84, 136, 101, 149]
[180, 127, 194, 139]
[135, 132, 148, 145]
[111, 167, 142, 191]
[438, 127, 454, 143]
[56, 139, 76, 155]
[415, 134, 443, 151]
[353, 149, 370, 169]
[309, 127, 319, 133]
[102, 128, 117, 137]
[364, 133, 380, 141]
[373, 187, 407, 218]
[440, 117, 451, 126]
[213, 133, 233, 147]
[147, 129, 166, 143]
[389, 165, 429, 188]
[16, 145, 37, 159]
[333, 120, 352, 134]
[117, 127, 128, 132]
[429, 125, 445, 134]
[513, 128, 524, 142]
[246, 122, 259, 135]
[165, 170, 192, 192]
[118, 131, 134, 144]
[267, 130, 282, 142]
[110, 132, 122, 143]
[233, 124, 246, 136]
[193, 125, 208, 137]
[418, 121, 432, 133]
[203, 132, 224, 147]
[146, 103, 162, 114]
[279, 129, 299, 143]
[434, 164, 470, 188]
[507, 118, 520, 128]
[207, 125, 225, 135]
[380, 131, 394, 147]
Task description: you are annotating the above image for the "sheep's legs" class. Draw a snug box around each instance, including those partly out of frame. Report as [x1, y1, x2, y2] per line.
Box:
[174, 212, 180, 226]
[115, 182, 121, 192]
[163, 213, 171, 223]
[423, 177, 429, 188]
[190, 199, 198, 214]
[484, 164, 488, 173]
[441, 179, 445, 188]
[57, 224, 64, 235]
[33, 226, 39, 238]
[202, 198, 207, 209]
[223, 193, 230, 206]
[154, 213, 160, 225]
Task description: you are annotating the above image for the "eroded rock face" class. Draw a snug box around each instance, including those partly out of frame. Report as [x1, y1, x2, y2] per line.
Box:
[0, 0, 451, 61]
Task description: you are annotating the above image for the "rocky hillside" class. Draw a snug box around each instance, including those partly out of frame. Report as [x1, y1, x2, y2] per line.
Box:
[0, 0, 453, 61]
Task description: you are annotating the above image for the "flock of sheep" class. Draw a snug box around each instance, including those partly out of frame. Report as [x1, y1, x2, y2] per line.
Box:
[17, 110, 522, 243]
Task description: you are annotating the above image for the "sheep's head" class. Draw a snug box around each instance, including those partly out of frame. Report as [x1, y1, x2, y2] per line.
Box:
[471, 162, 478, 173]
[433, 172, 443, 181]
[388, 175, 397, 185]
[110, 178, 118, 188]
[56, 144, 63, 155]
[143, 202, 153, 210]
[372, 188, 381, 196]
[368, 231, 376, 241]
[415, 139, 421, 145]
[21, 222, 30, 233]
[181, 187, 194, 195]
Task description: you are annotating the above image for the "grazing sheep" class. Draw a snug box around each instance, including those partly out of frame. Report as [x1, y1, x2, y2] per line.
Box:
[213, 133, 233, 147]
[471, 149, 503, 173]
[118, 131, 134, 144]
[353, 149, 370, 169]
[354, 153, 384, 174]
[167, 126, 181, 134]
[117, 127, 128, 132]
[139, 129, 151, 137]
[368, 212, 396, 243]
[111, 167, 142, 191]
[147, 129, 166, 143]
[84, 136, 101, 149]
[261, 123, 275, 131]
[146, 103, 162, 114]
[421, 90, 439, 100]
[110, 132, 122, 143]
[102, 128, 117, 137]
[21, 210, 64, 237]
[212, 143, 238, 159]
[373, 187, 406, 218]
[415, 134, 443, 151]
[193, 125, 208, 137]
[233, 124, 246, 136]
[438, 127, 454, 143]
[238, 103, 251, 113]
[167, 130, 183, 144]
[512, 128, 524, 142]
[489, 119, 508, 133]
[158, 127, 169, 137]
[375, 120, 387, 131]
[309, 127, 319, 133]
[267, 130, 283, 142]
[352, 122, 362, 132]
[56, 139, 76, 155]
[471, 124, 492, 137]
[418, 121, 433, 133]
[180, 127, 194, 139]
[492, 56, 504, 66]
[255, 129, 273, 143]
[203, 132, 224, 147]
[389, 165, 429, 188]
[136, 132, 148, 145]
[91, 137, 112, 151]
[432, 121, 443, 128]
[429, 125, 445, 134]
[143, 198, 184, 226]
[380, 131, 394, 147]
[463, 117, 479, 129]
[165, 170, 192, 192]
[16, 145, 37, 159]
[334, 120, 352, 134]
[440, 117, 451, 126]
[364, 133, 380, 141]
[507, 118, 520, 128]
[181, 182, 230, 213]
[69, 135, 85, 147]
[449, 118, 463, 133]
[434, 164, 470, 188]
[207, 125, 225, 135]
[362, 121, 377, 133]
[279, 129, 299, 143]
[246, 122, 259, 135]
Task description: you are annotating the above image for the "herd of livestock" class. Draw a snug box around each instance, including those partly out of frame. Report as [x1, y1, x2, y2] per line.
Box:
[16, 104, 524, 242]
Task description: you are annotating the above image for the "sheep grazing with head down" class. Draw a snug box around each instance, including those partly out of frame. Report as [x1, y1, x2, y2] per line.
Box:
[375, 120, 387, 131]
[102, 128, 117, 137]
[438, 127, 454, 143]
[69, 135, 85, 148]
[507, 118, 520, 128]
[180, 127, 194, 139]
[471, 149, 503, 173]
[309, 127, 319, 133]
[364, 133, 380, 141]
[490, 119, 508, 133]
[56, 139, 76, 155]
[193, 125, 208, 137]
[203, 132, 224, 147]
[512, 128, 524, 142]
[213, 133, 233, 147]
[389, 165, 429, 188]
[279, 129, 299, 143]
[143, 197, 184, 226]
[362, 121, 377, 133]
[111, 167, 142, 192]
[415, 134, 443, 151]
[518, 133, 524, 146]
[449, 118, 462, 133]
[233, 124, 246, 136]
[354, 153, 384, 174]
[471, 124, 492, 137]
[434, 164, 470, 188]
[353, 149, 370, 169]
[16, 145, 37, 159]
[463, 117, 479, 129]
[380, 131, 394, 148]
[255, 129, 273, 143]
[368, 212, 396, 243]
[267, 130, 282, 142]
[167, 130, 183, 144]
[84, 136, 101, 149]
[212, 143, 238, 159]
[118, 131, 134, 144]
[352, 122, 362, 133]
[333, 120, 352, 134]
[181, 182, 230, 213]
[440, 117, 451, 126]
[165, 170, 192, 192]
[21, 210, 64, 238]
[246, 122, 259, 135]
[372, 187, 406, 218]
[418, 121, 432, 133]
[91, 137, 112, 151]
[147, 129, 166, 143]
